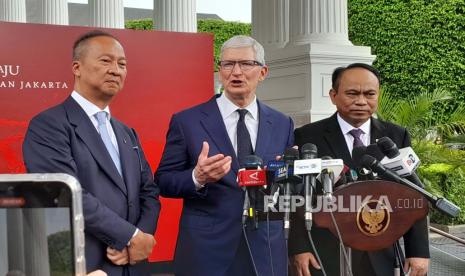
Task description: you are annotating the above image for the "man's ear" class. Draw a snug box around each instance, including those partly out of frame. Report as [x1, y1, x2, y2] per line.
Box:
[329, 88, 337, 105]
[72, 61, 80, 77]
[258, 65, 269, 82]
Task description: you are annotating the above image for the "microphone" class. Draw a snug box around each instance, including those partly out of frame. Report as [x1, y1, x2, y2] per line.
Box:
[316, 156, 344, 191]
[281, 148, 300, 239]
[266, 159, 285, 208]
[321, 168, 335, 197]
[376, 137, 420, 177]
[297, 143, 318, 231]
[352, 144, 385, 180]
[237, 155, 267, 227]
[361, 154, 461, 218]
[377, 137, 399, 158]
[321, 158, 345, 182]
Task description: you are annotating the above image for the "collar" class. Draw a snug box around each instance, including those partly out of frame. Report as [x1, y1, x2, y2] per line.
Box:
[216, 93, 258, 121]
[71, 91, 111, 119]
[337, 113, 371, 135]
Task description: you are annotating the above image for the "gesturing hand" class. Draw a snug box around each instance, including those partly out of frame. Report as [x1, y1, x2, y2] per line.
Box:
[194, 141, 232, 185]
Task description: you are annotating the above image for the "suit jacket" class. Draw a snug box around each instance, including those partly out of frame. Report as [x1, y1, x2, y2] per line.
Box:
[288, 113, 429, 276]
[23, 96, 160, 276]
[155, 95, 294, 276]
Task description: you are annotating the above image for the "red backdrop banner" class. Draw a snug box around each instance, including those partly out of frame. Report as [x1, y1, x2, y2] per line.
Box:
[0, 21, 214, 262]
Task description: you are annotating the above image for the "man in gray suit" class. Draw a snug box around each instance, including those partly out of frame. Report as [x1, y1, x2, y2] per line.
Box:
[23, 30, 160, 275]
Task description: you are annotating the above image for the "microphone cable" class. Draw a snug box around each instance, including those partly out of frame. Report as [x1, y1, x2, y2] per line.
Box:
[328, 209, 353, 276]
[242, 225, 260, 276]
[305, 193, 328, 276]
[266, 211, 276, 276]
[394, 240, 406, 276]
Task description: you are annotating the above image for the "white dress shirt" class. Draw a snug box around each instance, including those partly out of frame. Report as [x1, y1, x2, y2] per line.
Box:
[216, 93, 259, 154]
[71, 91, 119, 154]
[336, 113, 371, 156]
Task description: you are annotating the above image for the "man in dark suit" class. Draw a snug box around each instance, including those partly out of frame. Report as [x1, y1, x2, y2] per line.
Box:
[155, 35, 294, 276]
[288, 63, 430, 276]
[23, 30, 160, 275]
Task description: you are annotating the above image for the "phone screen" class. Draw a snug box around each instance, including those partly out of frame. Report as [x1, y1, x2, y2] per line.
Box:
[0, 181, 75, 276]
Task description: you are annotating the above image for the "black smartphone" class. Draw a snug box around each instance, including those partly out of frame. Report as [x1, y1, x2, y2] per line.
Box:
[0, 173, 85, 276]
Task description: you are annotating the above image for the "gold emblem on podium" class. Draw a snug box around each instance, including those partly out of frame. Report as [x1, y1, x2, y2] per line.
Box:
[356, 199, 390, 236]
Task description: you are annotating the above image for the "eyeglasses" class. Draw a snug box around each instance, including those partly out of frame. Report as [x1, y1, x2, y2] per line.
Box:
[218, 60, 263, 71]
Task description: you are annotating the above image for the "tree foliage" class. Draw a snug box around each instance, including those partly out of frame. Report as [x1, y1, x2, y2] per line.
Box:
[125, 19, 251, 67]
[198, 19, 251, 66]
[377, 88, 465, 140]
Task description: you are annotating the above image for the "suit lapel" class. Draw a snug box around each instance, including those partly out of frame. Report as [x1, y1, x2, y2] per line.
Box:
[254, 100, 272, 159]
[112, 119, 134, 196]
[323, 113, 354, 168]
[199, 96, 239, 172]
[64, 97, 127, 196]
[370, 117, 386, 144]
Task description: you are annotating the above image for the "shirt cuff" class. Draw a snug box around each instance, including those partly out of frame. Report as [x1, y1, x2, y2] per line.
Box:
[192, 169, 205, 191]
[127, 228, 139, 246]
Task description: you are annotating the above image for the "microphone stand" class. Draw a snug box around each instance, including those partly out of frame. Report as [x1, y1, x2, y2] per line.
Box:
[283, 178, 291, 239]
[322, 170, 353, 276]
[242, 188, 250, 226]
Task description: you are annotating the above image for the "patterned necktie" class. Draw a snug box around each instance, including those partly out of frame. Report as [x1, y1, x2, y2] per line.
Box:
[236, 109, 253, 165]
[95, 111, 122, 176]
[349, 128, 365, 149]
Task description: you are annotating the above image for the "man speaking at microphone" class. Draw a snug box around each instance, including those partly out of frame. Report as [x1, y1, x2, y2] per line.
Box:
[288, 63, 429, 276]
[155, 35, 294, 276]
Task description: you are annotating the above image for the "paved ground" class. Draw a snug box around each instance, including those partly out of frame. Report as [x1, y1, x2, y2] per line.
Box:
[429, 230, 465, 275]
[151, 230, 465, 276]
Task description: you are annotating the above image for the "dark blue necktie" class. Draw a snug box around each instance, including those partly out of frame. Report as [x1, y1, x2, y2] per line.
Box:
[236, 109, 253, 164]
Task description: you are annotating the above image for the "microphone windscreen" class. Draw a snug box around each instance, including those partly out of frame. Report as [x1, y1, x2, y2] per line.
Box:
[377, 137, 400, 158]
[366, 144, 385, 161]
[240, 155, 263, 169]
[352, 146, 367, 167]
[361, 154, 377, 169]
[283, 147, 299, 162]
[301, 143, 317, 158]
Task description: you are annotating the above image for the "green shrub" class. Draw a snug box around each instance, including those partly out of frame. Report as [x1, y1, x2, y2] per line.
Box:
[349, 0, 465, 120]
[125, 18, 152, 30]
[48, 231, 72, 276]
[414, 141, 465, 224]
[418, 164, 465, 224]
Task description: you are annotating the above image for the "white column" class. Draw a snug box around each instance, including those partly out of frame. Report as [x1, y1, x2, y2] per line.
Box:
[290, 0, 351, 45]
[252, 0, 374, 126]
[40, 0, 68, 25]
[153, 0, 197, 32]
[7, 209, 25, 272]
[23, 209, 50, 276]
[0, 0, 26, 23]
[252, 0, 289, 49]
[89, 0, 125, 29]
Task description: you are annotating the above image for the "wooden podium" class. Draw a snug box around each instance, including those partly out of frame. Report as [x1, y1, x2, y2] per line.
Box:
[313, 180, 428, 251]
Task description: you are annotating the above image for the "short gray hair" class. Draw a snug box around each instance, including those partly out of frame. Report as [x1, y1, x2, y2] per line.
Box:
[220, 35, 265, 65]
